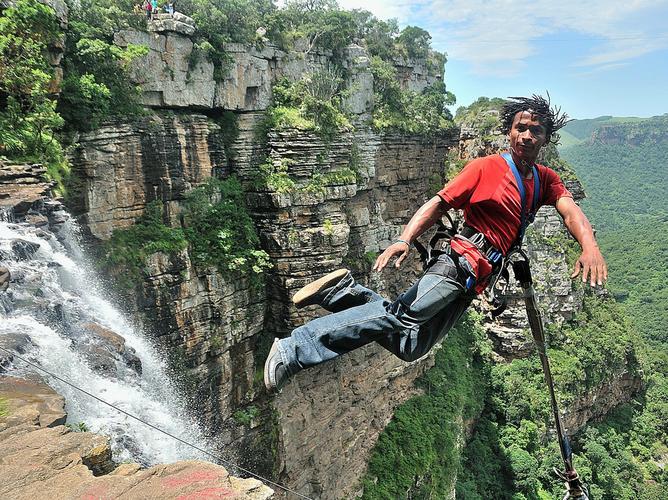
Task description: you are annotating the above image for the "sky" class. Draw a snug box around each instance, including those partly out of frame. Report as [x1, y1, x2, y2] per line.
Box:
[336, 0, 668, 119]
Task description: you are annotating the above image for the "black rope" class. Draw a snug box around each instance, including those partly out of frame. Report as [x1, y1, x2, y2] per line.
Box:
[0, 346, 313, 500]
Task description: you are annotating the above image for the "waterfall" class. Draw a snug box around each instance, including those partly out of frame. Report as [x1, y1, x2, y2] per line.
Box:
[0, 203, 212, 466]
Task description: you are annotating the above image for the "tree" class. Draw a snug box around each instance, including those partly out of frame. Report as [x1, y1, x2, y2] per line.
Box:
[397, 25, 431, 60]
[0, 0, 63, 164]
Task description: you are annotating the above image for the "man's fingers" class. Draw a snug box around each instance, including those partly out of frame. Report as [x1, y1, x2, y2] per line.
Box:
[571, 260, 582, 279]
[581, 263, 591, 284]
[373, 253, 387, 271]
[395, 250, 408, 268]
[373, 254, 386, 272]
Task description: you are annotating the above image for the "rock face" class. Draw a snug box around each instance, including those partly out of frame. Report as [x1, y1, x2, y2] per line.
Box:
[70, 116, 456, 496]
[0, 161, 54, 218]
[0, 375, 273, 499]
[563, 370, 643, 433]
[274, 344, 434, 499]
[69, 113, 227, 239]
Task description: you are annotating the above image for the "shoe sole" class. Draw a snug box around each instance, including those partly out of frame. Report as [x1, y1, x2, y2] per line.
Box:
[292, 269, 349, 309]
[264, 338, 280, 392]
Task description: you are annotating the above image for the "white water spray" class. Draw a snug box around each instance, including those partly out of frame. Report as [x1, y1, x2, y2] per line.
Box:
[0, 206, 212, 466]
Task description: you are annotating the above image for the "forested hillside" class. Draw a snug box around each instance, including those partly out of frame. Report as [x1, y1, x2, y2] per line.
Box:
[560, 115, 668, 341]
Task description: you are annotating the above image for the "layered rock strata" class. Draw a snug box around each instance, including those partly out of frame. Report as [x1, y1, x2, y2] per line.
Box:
[0, 162, 54, 218]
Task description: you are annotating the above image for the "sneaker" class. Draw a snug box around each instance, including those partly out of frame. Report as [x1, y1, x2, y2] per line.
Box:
[292, 268, 349, 309]
[264, 338, 289, 393]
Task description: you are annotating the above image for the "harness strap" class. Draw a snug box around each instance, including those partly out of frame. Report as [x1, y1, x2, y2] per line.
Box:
[501, 152, 540, 244]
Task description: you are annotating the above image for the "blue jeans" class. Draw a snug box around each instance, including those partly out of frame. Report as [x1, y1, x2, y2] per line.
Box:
[277, 252, 475, 375]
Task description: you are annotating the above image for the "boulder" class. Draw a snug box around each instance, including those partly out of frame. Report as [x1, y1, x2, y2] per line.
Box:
[0, 333, 32, 372]
[10, 239, 40, 260]
[80, 322, 143, 376]
[0, 376, 67, 430]
[0, 265, 9, 291]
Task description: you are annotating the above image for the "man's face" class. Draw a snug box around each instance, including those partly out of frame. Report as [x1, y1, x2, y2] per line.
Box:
[509, 110, 548, 164]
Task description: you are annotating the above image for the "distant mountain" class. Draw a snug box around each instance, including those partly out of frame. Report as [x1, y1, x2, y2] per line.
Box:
[559, 114, 668, 341]
[558, 115, 648, 147]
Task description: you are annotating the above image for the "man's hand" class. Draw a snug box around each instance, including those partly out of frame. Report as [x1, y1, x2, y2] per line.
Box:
[571, 246, 608, 286]
[556, 197, 608, 287]
[373, 242, 410, 272]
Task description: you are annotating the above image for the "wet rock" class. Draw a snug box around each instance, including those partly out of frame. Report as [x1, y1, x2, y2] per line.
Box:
[10, 239, 40, 260]
[0, 265, 9, 291]
[80, 345, 118, 376]
[25, 213, 49, 228]
[0, 161, 53, 217]
[0, 333, 33, 372]
[81, 322, 143, 376]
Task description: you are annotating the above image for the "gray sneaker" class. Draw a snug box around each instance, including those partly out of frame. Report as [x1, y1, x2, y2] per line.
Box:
[264, 338, 289, 393]
[292, 268, 349, 309]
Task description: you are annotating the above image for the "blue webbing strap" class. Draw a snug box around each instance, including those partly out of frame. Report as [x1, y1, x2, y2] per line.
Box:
[501, 152, 540, 243]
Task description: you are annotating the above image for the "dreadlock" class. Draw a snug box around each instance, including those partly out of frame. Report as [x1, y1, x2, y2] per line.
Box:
[500, 94, 570, 145]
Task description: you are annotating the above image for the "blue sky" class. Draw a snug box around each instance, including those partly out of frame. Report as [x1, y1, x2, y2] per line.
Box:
[337, 0, 668, 119]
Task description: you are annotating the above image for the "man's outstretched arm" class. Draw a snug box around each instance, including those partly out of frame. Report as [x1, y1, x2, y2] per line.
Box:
[555, 196, 608, 286]
[374, 196, 451, 272]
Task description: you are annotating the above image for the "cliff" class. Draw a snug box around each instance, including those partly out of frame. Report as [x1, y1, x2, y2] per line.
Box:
[63, 15, 455, 498]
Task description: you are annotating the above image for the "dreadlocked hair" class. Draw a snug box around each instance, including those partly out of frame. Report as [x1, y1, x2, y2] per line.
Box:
[500, 94, 570, 145]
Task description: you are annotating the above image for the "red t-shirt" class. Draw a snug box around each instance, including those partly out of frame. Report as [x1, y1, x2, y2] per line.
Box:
[437, 154, 572, 291]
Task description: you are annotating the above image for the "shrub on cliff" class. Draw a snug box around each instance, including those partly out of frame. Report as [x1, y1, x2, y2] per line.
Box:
[58, 0, 148, 131]
[266, 70, 352, 139]
[182, 177, 271, 277]
[100, 178, 271, 287]
[0, 0, 65, 175]
[370, 56, 455, 136]
[362, 312, 491, 498]
[100, 200, 188, 286]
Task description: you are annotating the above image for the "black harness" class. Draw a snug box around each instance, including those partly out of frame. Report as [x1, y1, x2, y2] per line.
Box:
[414, 153, 542, 316]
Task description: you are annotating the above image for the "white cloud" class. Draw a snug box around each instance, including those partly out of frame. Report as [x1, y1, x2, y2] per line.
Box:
[335, 0, 668, 76]
[336, 0, 413, 21]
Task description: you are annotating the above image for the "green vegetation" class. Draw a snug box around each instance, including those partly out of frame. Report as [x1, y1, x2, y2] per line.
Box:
[65, 421, 90, 432]
[0, 0, 147, 195]
[253, 158, 297, 193]
[265, 69, 352, 139]
[560, 115, 668, 341]
[253, 156, 357, 195]
[232, 405, 260, 426]
[182, 177, 271, 277]
[365, 292, 658, 499]
[370, 56, 455, 135]
[100, 177, 270, 287]
[362, 312, 491, 499]
[0, 0, 66, 185]
[455, 97, 505, 131]
[100, 200, 188, 286]
[59, 0, 148, 132]
[0, 397, 8, 417]
[560, 116, 647, 144]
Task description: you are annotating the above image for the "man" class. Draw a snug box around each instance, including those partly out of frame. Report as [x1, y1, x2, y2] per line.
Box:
[264, 95, 607, 393]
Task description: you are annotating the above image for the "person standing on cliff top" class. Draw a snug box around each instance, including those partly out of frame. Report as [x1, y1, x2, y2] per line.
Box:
[264, 94, 607, 393]
[143, 0, 151, 20]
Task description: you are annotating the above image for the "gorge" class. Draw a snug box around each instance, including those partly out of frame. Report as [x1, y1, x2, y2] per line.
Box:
[0, 1, 660, 499]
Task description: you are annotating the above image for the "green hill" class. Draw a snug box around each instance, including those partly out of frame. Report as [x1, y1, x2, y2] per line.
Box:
[560, 115, 647, 145]
[560, 114, 668, 342]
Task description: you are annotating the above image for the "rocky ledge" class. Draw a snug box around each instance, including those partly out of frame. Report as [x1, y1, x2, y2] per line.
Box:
[0, 376, 273, 499]
[0, 161, 54, 218]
